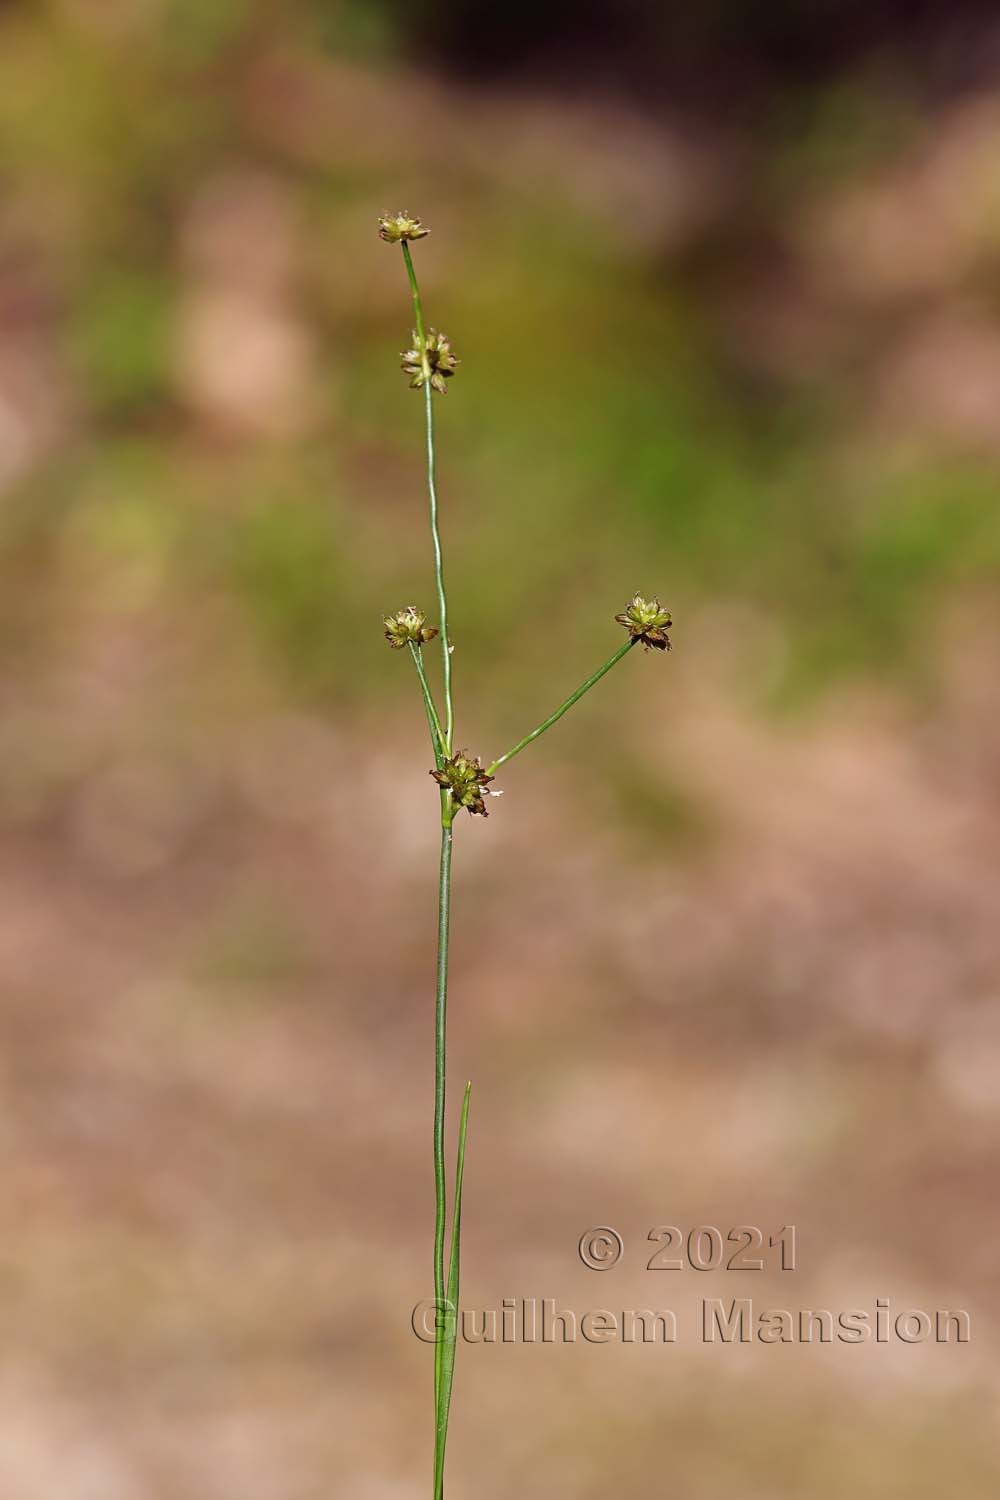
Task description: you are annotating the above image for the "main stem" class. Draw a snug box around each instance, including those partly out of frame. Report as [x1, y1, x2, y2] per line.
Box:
[487, 637, 638, 775]
[434, 810, 458, 1488]
[402, 238, 460, 1496]
[402, 240, 454, 752]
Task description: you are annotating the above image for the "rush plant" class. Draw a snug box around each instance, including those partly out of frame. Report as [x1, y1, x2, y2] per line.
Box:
[378, 211, 672, 1497]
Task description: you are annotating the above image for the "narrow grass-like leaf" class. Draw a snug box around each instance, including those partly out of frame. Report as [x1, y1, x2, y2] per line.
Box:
[433, 1081, 471, 1500]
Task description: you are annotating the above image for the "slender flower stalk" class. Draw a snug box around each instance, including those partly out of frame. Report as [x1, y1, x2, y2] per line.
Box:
[486, 637, 638, 776]
[409, 641, 446, 767]
[379, 212, 672, 1497]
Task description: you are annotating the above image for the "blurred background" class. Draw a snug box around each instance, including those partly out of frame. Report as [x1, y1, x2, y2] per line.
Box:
[0, 1, 999, 1495]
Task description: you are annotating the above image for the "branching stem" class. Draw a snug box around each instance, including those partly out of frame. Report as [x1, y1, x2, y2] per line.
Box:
[386, 221, 662, 1500]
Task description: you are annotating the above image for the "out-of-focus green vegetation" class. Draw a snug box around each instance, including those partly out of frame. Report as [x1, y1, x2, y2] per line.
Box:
[0, 0, 997, 756]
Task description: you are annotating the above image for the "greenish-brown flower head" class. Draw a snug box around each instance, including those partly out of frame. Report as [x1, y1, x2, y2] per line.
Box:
[615, 593, 673, 651]
[378, 212, 429, 244]
[430, 750, 495, 817]
[384, 605, 439, 649]
[401, 329, 459, 396]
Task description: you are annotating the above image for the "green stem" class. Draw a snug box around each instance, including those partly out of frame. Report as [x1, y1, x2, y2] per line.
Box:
[402, 241, 454, 753]
[434, 1081, 471, 1500]
[487, 637, 638, 776]
[409, 642, 446, 767]
[399, 236, 462, 1499]
[431, 815, 453, 1480]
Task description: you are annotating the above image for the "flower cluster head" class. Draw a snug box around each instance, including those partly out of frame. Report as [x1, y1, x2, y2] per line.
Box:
[430, 751, 495, 817]
[615, 593, 673, 651]
[384, 605, 439, 650]
[378, 212, 429, 244]
[401, 329, 459, 395]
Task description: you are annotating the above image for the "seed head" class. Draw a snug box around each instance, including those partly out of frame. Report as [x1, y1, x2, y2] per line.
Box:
[384, 606, 439, 650]
[378, 212, 429, 244]
[615, 593, 673, 651]
[430, 750, 495, 817]
[401, 328, 459, 396]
